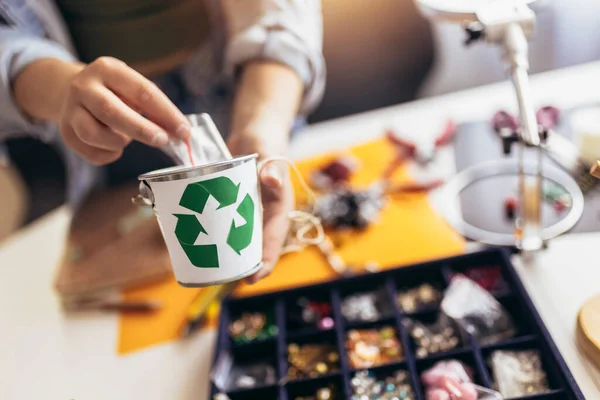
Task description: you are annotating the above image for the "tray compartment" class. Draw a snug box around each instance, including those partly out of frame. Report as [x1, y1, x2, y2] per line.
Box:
[338, 274, 395, 324]
[483, 337, 565, 395]
[283, 373, 346, 400]
[285, 285, 335, 336]
[393, 262, 448, 315]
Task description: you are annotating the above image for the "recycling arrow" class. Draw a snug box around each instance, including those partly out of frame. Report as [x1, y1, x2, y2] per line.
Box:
[179, 176, 240, 214]
[226, 193, 255, 255]
[173, 176, 255, 268]
[173, 213, 218, 268]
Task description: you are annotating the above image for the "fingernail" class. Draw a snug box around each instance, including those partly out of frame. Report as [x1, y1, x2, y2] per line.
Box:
[151, 131, 169, 147]
[175, 123, 191, 139]
[262, 164, 282, 186]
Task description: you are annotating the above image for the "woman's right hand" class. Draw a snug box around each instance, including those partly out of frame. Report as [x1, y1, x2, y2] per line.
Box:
[54, 57, 191, 165]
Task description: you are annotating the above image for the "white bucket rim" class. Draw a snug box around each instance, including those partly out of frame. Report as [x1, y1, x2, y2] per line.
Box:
[138, 153, 257, 183]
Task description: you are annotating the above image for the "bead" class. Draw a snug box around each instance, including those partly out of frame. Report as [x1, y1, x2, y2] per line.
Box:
[327, 352, 339, 363]
[235, 375, 256, 388]
[318, 317, 335, 330]
[288, 343, 300, 354]
[213, 394, 230, 400]
[315, 362, 328, 374]
[302, 308, 319, 324]
[411, 326, 425, 339]
[418, 284, 437, 303]
[442, 327, 454, 338]
[380, 326, 395, 339]
[229, 320, 244, 336]
[316, 387, 332, 400]
[416, 348, 428, 358]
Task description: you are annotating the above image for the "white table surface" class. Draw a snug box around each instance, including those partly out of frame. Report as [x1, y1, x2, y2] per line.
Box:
[2, 61, 600, 400]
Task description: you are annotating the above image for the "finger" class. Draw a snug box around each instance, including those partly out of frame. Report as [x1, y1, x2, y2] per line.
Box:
[79, 83, 171, 147]
[61, 123, 122, 166]
[246, 167, 292, 284]
[94, 58, 190, 139]
[246, 207, 289, 284]
[260, 163, 283, 191]
[71, 108, 131, 151]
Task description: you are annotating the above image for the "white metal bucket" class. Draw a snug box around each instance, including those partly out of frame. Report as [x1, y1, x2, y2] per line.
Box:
[137, 154, 263, 287]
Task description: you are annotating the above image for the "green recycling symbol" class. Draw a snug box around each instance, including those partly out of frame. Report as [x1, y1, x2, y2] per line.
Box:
[173, 176, 255, 268]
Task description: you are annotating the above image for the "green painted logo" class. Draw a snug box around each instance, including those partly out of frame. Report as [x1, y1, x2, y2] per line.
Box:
[173, 176, 255, 268]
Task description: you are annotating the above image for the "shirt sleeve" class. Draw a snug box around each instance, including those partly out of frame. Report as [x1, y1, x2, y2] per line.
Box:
[221, 0, 326, 115]
[0, 26, 76, 142]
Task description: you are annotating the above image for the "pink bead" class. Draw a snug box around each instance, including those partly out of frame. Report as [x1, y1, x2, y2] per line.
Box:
[318, 316, 334, 330]
[426, 388, 451, 400]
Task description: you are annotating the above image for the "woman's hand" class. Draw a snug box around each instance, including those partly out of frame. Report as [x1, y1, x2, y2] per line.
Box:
[15, 57, 191, 165]
[227, 135, 294, 284]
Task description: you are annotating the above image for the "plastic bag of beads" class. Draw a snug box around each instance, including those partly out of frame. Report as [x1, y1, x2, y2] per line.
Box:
[490, 350, 550, 397]
[421, 360, 503, 400]
[441, 275, 516, 345]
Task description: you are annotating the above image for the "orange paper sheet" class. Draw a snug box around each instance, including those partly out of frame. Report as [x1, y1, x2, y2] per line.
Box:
[118, 138, 465, 354]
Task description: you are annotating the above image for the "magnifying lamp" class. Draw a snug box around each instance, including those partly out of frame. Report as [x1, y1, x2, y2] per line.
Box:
[415, 0, 584, 251]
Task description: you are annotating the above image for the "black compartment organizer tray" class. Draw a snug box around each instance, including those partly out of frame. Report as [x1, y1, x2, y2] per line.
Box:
[210, 249, 584, 399]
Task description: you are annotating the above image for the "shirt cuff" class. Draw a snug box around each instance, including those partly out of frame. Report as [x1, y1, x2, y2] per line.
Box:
[0, 33, 75, 141]
[225, 23, 326, 115]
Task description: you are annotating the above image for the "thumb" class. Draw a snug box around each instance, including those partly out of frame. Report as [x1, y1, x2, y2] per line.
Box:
[260, 163, 283, 190]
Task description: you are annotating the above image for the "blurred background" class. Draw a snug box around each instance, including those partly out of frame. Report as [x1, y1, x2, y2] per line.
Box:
[2, 0, 600, 242]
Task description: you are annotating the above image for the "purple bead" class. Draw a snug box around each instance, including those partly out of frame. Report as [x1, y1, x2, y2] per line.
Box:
[318, 317, 335, 330]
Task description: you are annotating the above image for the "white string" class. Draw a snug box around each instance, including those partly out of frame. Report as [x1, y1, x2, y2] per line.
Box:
[258, 156, 324, 253]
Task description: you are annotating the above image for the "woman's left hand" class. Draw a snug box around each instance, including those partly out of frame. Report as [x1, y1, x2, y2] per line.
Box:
[227, 135, 294, 284]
